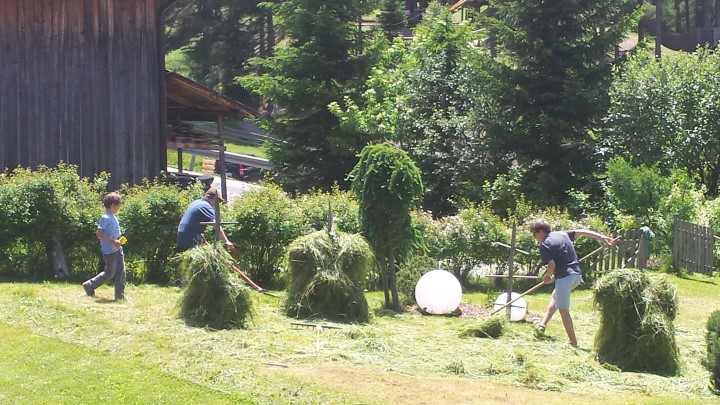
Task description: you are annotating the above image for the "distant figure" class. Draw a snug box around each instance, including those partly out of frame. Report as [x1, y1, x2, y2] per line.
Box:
[176, 186, 235, 253]
[530, 219, 614, 347]
[82, 192, 126, 301]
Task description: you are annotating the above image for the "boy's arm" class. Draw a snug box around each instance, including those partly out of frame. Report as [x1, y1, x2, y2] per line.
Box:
[572, 230, 615, 246]
[543, 260, 556, 284]
[96, 229, 120, 248]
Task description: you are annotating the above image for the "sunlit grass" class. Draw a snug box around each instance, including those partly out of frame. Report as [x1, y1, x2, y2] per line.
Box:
[0, 272, 717, 404]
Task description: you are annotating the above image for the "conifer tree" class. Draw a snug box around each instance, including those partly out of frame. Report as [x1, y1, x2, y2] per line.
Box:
[482, 0, 638, 205]
[239, 0, 380, 191]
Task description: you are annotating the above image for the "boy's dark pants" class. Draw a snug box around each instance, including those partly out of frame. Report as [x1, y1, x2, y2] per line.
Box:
[85, 249, 126, 299]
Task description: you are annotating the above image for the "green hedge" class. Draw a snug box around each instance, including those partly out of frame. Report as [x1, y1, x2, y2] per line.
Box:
[225, 185, 307, 289]
[0, 165, 105, 279]
[119, 179, 202, 284]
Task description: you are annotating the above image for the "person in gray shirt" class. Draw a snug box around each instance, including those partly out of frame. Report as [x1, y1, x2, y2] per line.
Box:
[530, 219, 614, 347]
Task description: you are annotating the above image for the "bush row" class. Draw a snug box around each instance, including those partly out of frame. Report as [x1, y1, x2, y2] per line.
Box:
[0, 165, 615, 295]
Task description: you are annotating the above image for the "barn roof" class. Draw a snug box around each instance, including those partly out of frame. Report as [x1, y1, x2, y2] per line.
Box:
[165, 70, 257, 121]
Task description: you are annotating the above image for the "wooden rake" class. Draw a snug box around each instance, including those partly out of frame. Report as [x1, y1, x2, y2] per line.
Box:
[489, 237, 620, 316]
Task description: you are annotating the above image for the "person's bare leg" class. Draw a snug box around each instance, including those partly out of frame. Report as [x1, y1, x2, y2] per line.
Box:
[539, 289, 557, 328]
[559, 308, 577, 346]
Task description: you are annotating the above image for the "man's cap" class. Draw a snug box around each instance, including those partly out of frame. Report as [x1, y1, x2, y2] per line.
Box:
[204, 186, 223, 201]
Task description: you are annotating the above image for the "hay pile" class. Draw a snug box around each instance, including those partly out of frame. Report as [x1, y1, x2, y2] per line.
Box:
[176, 243, 252, 329]
[594, 269, 679, 375]
[703, 310, 720, 393]
[459, 316, 505, 338]
[285, 230, 372, 323]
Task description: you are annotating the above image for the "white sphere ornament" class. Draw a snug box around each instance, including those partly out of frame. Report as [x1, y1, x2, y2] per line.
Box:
[414, 270, 462, 315]
[493, 292, 528, 322]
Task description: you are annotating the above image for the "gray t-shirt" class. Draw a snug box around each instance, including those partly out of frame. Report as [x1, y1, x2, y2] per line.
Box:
[539, 231, 580, 279]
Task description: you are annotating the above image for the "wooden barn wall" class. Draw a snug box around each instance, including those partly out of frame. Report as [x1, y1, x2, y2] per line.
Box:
[0, 0, 163, 187]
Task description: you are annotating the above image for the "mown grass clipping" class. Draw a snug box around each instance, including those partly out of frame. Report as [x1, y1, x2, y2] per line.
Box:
[593, 268, 679, 375]
[285, 230, 372, 323]
[176, 243, 252, 329]
[459, 315, 505, 338]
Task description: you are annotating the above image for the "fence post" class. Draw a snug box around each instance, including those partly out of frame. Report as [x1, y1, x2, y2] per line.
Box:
[638, 233, 646, 270]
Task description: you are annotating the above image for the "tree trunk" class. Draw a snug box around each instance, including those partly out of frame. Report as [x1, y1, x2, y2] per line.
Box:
[675, 0, 682, 31]
[381, 255, 391, 309]
[685, 0, 690, 31]
[46, 237, 70, 279]
[388, 252, 403, 312]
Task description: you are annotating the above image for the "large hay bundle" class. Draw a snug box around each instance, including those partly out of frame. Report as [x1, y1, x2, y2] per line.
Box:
[177, 243, 252, 329]
[703, 310, 720, 394]
[594, 269, 679, 375]
[285, 230, 372, 323]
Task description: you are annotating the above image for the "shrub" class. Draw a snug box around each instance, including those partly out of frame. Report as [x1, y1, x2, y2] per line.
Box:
[119, 180, 201, 284]
[433, 203, 508, 284]
[295, 187, 360, 234]
[396, 255, 437, 305]
[225, 185, 306, 289]
[0, 164, 105, 279]
[285, 230, 372, 323]
[177, 243, 252, 329]
[704, 310, 720, 394]
[594, 269, 680, 375]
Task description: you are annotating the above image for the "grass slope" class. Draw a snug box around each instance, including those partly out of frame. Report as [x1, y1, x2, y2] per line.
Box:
[0, 323, 248, 404]
[0, 272, 718, 404]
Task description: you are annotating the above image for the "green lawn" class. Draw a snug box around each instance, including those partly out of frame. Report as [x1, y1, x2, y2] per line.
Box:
[0, 323, 248, 404]
[167, 143, 267, 173]
[0, 272, 718, 404]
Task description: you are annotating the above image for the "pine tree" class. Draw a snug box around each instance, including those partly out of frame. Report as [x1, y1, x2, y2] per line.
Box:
[483, 0, 638, 205]
[164, 0, 269, 105]
[239, 0, 380, 192]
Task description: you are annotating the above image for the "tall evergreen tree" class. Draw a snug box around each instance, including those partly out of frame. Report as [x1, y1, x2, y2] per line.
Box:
[397, 4, 496, 215]
[482, 0, 638, 206]
[164, 0, 270, 106]
[239, 0, 380, 191]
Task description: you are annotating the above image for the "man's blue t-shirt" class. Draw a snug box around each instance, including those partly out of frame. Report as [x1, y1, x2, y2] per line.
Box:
[98, 212, 122, 255]
[176, 198, 215, 250]
[539, 231, 580, 279]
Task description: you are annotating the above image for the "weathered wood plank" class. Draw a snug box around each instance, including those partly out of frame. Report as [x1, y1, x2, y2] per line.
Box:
[0, 0, 163, 187]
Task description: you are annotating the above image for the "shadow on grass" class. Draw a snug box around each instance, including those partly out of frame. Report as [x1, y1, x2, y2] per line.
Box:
[677, 273, 717, 285]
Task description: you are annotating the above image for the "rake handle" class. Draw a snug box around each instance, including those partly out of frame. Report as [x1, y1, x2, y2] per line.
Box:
[490, 281, 545, 315]
[490, 236, 620, 315]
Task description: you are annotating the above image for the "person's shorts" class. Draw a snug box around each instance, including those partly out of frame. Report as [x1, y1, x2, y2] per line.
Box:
[554, 274, 583, 309]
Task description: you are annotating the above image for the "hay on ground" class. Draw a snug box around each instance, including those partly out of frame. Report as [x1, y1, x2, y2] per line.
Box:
[176, 243, 252, 329]
[459, 316, 505, 338]
[593, 269, 679, 375]
[285, 230, 372, 323]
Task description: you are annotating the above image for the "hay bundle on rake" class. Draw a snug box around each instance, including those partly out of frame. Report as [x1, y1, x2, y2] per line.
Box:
[594, 268, 679, 375]
[285, 230, 372, 323]
[176, 243, 252, 329]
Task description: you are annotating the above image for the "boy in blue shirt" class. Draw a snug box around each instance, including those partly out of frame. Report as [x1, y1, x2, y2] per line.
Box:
[530, 219, 614, 347]
[82, 192, 126, 301]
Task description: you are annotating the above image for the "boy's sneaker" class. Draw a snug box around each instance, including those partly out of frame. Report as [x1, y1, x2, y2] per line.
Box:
[82, 282, 95, 297]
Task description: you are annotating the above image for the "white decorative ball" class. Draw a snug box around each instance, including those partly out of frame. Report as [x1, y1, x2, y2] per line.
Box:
[414, 270, 462, 315]
[493, 292, 528, 322]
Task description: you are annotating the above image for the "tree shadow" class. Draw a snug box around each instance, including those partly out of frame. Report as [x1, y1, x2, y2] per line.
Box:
[677, 273, 717, 285]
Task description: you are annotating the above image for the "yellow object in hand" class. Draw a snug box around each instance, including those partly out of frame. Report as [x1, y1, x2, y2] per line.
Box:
[119, 236, 127, 245]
